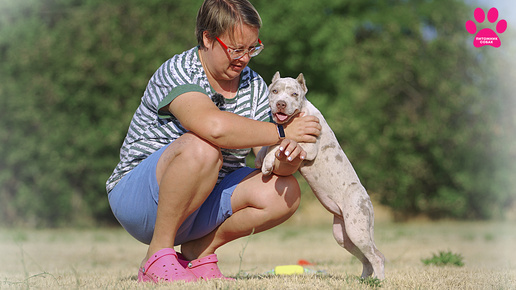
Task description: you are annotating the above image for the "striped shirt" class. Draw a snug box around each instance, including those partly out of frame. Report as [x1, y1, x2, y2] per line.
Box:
[106, 46, 270, 193]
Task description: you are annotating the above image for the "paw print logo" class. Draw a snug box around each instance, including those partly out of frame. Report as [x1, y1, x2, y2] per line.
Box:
[465, 7, 507, 48]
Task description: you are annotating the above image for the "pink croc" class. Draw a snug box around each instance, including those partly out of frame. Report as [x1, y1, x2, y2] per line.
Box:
[138, 248, 197, 283]
[177, 253, 234, 280]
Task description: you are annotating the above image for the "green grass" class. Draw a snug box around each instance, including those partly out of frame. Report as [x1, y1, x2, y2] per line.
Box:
[421, 251, 465, 267]
[358, 276, 383, 288]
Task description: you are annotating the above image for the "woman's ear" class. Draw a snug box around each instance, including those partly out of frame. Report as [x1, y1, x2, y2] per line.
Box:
[202, 31, 214, 49]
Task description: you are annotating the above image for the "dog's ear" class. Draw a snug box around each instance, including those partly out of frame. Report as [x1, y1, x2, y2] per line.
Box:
[296, 73, 308, 94]
[272, 71, 281, 83]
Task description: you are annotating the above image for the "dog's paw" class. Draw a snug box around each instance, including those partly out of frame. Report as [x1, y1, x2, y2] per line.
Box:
[261, 163, 274, 175]
[261, 155, 275, 176]
[254, 146, 268, 169]
[261, 166, 273, 176]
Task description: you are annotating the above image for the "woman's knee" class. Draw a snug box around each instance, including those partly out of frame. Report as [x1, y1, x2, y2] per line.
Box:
[162, 133, 222, 167]
[181, 133, 223, 167]
[157, 133, 223, 181]
[265, 175, 301, 216]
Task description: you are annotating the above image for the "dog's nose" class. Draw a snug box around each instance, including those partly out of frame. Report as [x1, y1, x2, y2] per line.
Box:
[276, 101, 286, 110]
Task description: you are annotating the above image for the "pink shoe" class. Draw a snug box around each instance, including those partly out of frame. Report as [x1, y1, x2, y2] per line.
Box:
[177, 253, 235, 280]
[138, 248, 197, 283]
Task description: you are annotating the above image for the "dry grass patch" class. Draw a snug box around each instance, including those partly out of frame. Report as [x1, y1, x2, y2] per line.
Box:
[1, 219, 515, 289]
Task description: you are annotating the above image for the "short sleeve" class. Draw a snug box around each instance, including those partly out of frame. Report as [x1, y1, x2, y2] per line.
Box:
[157, 84, 208, 118]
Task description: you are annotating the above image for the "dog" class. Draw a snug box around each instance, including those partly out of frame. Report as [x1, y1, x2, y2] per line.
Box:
[256, 72, 385, 279]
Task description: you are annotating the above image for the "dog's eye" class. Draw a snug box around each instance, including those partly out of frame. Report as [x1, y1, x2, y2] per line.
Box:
[292, 93, 298, 97]
[272, 89, 278, 94]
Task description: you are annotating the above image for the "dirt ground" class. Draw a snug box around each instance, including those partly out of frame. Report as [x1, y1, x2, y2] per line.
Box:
[1, 203, 515, 289]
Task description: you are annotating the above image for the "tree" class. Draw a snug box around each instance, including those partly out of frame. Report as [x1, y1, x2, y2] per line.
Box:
[251, 0, 515, 220]
[0, 0, 513, 226]
[0, 0, 200, 226]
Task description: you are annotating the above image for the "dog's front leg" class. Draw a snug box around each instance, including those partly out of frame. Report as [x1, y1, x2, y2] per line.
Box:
[260, 146, 278, 175]
[254, 146, 269, 169]
[300, 141, 318, 161]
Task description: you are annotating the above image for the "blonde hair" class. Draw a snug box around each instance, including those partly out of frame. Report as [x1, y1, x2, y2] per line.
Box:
[196, 0, 262, 48]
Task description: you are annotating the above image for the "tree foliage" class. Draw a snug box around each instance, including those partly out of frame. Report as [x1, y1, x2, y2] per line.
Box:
[252, 0, 515, 220]
[0, 0, 198, 226]
[0, 0, 514, 226]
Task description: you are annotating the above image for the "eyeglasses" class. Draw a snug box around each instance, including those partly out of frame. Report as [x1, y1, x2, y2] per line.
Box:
[215, 37, 264, 60]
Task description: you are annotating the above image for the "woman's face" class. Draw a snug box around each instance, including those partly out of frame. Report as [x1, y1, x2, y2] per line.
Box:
[202, 24, 260, 82]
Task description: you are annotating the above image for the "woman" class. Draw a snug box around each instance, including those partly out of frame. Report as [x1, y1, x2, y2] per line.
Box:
[107, 0, 321, 283]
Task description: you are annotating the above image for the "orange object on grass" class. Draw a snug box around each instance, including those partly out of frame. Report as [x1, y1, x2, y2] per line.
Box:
[297, 259, 314, 266]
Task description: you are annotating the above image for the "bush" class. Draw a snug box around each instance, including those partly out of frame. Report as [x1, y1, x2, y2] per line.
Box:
[422, 251, 465, 267]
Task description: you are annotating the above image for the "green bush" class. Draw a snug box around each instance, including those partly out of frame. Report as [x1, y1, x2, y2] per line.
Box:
[422, 251, 465, 267]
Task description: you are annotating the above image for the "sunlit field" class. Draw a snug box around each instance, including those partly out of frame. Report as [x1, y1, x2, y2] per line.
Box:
[1, 202, 515, 289]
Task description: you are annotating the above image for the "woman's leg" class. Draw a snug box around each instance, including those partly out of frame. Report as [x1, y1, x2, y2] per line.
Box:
[180, 170, 301, 260]
[143, 132, 223, 265]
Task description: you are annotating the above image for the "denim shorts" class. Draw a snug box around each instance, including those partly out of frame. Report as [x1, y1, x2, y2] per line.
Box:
[108, 143, 257, 245]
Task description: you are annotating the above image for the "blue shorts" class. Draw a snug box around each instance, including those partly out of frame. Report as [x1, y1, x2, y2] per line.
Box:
[108, 143, 257, 245]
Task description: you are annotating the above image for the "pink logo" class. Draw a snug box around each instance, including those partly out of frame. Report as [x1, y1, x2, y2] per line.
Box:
[465, 7, 507, 48]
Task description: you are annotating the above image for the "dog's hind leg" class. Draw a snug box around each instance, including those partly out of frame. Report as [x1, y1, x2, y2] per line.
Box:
[333, 215, 374, 277]
[333, 183, 385, 279]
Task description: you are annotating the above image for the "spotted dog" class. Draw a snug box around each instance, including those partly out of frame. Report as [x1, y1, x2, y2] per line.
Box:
[256, 72, 385, 279]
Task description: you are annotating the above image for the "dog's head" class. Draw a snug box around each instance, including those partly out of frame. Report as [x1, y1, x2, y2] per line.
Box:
[268, 71, 308, 124]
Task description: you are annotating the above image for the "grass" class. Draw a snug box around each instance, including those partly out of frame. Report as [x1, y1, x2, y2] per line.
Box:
[358, 277, 383, 288]
[421, 251, 465, 267]
[1, 205, 515, 289]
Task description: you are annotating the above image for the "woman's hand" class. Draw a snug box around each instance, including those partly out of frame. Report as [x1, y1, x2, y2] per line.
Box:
[272, 139, 307, 176]
[276, 139, 306, 162]
[283, 113, 321, 143]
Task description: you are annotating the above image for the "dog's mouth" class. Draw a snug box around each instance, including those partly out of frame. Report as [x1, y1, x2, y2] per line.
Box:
[274, 112, 290, 123]
[274, 110, 301, 124]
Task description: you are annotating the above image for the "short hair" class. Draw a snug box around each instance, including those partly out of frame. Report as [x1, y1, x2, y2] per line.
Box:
[196, 0, 262, 49]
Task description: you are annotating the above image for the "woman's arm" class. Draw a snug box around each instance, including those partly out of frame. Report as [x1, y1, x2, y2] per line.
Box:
[168, 92, 320, 149]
